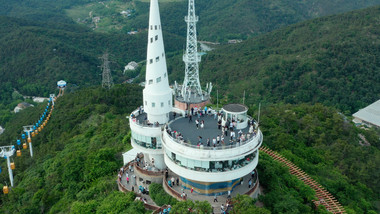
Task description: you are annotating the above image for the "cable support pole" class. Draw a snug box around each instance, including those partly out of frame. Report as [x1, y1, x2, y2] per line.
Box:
[24, 125, 34, 157]
[28, 131, 33, 157]
[0, 146, 15, 187]
[6, 155, 13, 187]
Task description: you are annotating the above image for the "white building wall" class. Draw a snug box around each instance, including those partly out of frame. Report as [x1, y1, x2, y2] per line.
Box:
[164, 151, 259, 182]
[143, 0, 172, 124]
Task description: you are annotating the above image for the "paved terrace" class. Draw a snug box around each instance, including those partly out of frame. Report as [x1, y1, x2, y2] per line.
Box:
[167, 114, 255, 147]
[165, 169, 260, 213]
[131, 110, 177, 126]
[118, 161, 260, 214]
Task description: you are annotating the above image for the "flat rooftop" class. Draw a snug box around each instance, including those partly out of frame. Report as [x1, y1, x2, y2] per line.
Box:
[353, 99, 380, 127]
[133, 112, 176, 126]
[175, 93, 210, 104]
[223, 104, 248, 113]
[168, 114, 252, 147]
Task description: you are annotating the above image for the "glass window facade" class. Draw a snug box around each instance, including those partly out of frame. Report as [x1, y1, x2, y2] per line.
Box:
[132, 131, 162, 149]
[166, 150, 257, 172]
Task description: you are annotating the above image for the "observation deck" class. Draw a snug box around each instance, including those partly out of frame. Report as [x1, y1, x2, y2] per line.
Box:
[129, 108, 176, 154]
[161, 104, 262, 182]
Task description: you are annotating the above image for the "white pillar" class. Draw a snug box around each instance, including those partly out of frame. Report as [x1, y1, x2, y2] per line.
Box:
[26, 130, 33, 157]
[6, 156, 14, 187]
[149, 153, 166, 170]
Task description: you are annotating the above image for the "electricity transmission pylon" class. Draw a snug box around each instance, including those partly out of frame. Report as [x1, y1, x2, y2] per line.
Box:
[101, 52, 114, 89]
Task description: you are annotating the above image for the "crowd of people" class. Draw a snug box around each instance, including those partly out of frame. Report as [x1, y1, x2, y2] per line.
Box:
[166, 106, 259, 149]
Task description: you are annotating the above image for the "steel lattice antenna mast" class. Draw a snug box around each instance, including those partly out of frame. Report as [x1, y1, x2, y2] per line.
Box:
[180, 0, 206, 101]
[101, 52, 114, 89]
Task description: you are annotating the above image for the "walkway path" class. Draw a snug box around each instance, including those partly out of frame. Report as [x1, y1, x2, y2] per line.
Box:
[259, 146, 346, 214]
[167, 170, 259, 214]
[118, 162, 160, 211]
[117, 161, 260, 214]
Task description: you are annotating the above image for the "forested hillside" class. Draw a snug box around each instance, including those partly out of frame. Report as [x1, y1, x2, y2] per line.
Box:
[1, 0, 379, 126]
[1, 0, 380, 41]
[0, 16, 183, 95]
[0, 85, 147, 213]
[0, 85, 378, 213]
[167, 6, 380, 113]
[259, 104, 380, 213]
[0, 15, 183, 126]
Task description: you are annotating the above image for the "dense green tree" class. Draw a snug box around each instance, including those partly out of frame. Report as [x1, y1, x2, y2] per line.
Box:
[170, 200, 212, 214]
[231, 194, 271, 214]
[149, 183, 178, 207]
[258, 103, 379, 213]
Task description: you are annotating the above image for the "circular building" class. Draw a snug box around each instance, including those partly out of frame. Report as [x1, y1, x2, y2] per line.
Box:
[162, 104, 262, 196]
[57, 80, 66, 88]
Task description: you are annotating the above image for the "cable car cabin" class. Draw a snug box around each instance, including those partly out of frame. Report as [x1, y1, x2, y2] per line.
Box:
[17, 150, 21, 157]
[10, 163, 15, 170]
[3, 186, 9, 194]
[35, 130, 38, 135]
[23, 143, 28, 149]
[31, 132, 35, 137]
[38, 127, 42, 132]
[41, 125, 44, 129]
[27, 138, 32, 143]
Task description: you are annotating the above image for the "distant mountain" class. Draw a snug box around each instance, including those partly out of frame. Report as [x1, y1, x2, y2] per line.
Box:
[1, 0, 380, 41]
[0, 16, 183, 97]
[195, 0, 380, 41]
[167, 6, 380, 113]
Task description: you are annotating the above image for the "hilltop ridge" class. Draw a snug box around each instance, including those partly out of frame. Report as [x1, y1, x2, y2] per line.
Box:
[166, 5, 380, 113]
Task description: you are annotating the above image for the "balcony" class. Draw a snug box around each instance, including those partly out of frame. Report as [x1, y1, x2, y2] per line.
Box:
[162, 126, 262, 161]
[164, 151, 259, 182]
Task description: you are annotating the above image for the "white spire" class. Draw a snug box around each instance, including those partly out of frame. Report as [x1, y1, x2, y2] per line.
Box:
[143, 0, 172, 124]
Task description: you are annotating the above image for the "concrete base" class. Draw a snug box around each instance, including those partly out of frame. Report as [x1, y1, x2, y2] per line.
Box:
[180, 177, 241, 196]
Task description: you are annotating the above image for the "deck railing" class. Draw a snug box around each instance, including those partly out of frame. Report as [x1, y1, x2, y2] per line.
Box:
[244, 169, 259, 196]
[134, 162, 164, 176]
[164, 125, 263, 151]
[163, 175, 185, 201]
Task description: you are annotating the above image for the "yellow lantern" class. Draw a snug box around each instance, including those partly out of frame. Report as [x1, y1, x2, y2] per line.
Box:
[23, 143, 28, 149]
[3, 186, 9, 194]
[10, 163, 15, 170]
[17, 150, 21, 157]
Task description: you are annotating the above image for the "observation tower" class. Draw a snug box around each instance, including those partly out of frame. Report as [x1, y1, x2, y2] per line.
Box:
[57, 80, 66, 97]
[128, 0, 173, 171]
[174, 0, 212, 111]
[123, 0, 262, 201]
